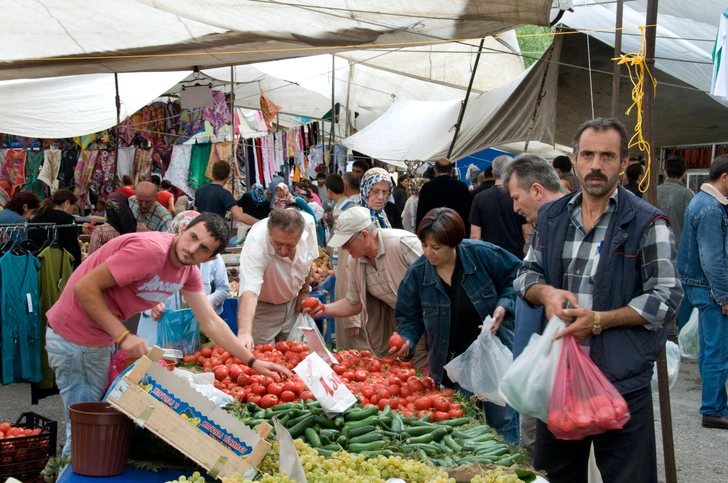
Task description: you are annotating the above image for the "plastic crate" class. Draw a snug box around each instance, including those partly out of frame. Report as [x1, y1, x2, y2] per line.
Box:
[0, 412, 57, 483]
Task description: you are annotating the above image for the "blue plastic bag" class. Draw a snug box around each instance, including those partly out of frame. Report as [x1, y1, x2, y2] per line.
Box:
[156, 308, 201, 356]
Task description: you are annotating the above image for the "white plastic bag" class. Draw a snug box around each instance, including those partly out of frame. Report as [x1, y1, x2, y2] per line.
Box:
[273, 418, 307, 483]
[651, 341, 681, 393]
[499, 316, 566, 422]
[678, 309, 699, 359]
[444, 316, 512, 406]
[173, 369, 234, 407]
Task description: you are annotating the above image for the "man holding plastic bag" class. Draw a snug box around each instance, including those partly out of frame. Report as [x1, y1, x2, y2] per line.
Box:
[514, 118, 683, 482]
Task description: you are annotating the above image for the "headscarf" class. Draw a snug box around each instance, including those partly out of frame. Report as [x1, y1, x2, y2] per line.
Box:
[408, 177, 427, 198]
[358, 167, 394, 228]
[273, 182, 295, 209]
[251, 183, 267, 206]
[106, 192, 137, 235]
[170, 210, 200, 235]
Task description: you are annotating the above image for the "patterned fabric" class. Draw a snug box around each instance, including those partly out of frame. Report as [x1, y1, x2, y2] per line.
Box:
[273, 183, 295, 209]
[170, 210, 200, 235]
[164, 102, 182, 145]
[178, 109, 205, 140]
[203, 91, 232, 136]
[57, 150, 78, 191]
[73, 150, 98, 209]
[154, 145, 174, 176]
[129, 196, 173, 232]
[251, 183, 267, 205]
[259, 88, 281, 132]
[93, 150, 116, 198]
[358, 167, 394, 229]
[515, 189, 681, 330]
[165, 144, 196, 199]
[88, 222, 149, 254]
[205, 143, 233, 189]
[117, 117, 135, 147]
[22, 151, 45, 200]
[0, 149, 27, 196]
[133, 148, 154, 185]
[38, 149, 61, 193]
[141, 101, 167, 146]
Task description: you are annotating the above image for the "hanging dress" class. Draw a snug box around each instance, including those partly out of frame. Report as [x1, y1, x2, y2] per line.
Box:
[22, 150, 46, 200]
[0, 149, 27, 196]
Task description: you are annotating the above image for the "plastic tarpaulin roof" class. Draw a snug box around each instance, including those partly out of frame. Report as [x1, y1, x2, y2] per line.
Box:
[342, 36, 562, 165]
[0, 0, 550, 81]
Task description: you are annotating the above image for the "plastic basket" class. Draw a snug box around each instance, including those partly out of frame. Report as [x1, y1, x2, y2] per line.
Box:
[0, 412, 57, 483]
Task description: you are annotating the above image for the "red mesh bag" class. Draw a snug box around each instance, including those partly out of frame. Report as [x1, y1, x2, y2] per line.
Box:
[547, 335, 631, 440]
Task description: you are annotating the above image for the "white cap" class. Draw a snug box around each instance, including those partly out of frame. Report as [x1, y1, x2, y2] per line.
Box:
[327, 207, 373, 247]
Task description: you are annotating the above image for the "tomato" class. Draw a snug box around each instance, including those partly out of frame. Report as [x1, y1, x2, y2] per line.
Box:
[201, 347, 212, 357]
[396, 368, 411, 382]
[251, 384, 267, 396]
[258, 376, 274, 387]
[210, 355, 224, 367]
[260, 344, 274, 353]
[399, 386, 412, 397]
[285, 352, 301, 365]
[421, 377, 434, 390]
[367, 359, 382, 372]
[229, 386, 245, 400]
[413, 398, 432, 410]
[378, 399, 391, 411]
[294, 381, 307, 395]
[613, 398, 629, 419]
[229, 364, 244, 382]
[389, 333, 405, 351]
[213, 365, 229, 381]
[197, 355, 206, 364]
[275, 341, 290, 353]
[267, 382, 284, 396]
[449, 408, 464, 418]
[441, 388, 455, 396]
[354, 370, 368, 382]
[432, 396, 451, 412]
[434, 411, 451, 421]
[0, 423, 10, 433]
[299, 391, 314, 401]
[303, 297, 321, 309]
[280, 390, 297, 402]
[548, 409, 576, 434]
[407, 379, 425, 393]
[387, 385, 400, 397]
[369, 394, 379, 405]
[246, 394, 262, 405]
[289, 343, 304, 353]
[259, 394, 279, 409]
[183, 355, 196, 363]
[342, 371, 355, 381]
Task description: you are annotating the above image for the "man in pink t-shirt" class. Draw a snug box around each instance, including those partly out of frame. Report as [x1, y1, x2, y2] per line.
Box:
[46, 213, 290, 455]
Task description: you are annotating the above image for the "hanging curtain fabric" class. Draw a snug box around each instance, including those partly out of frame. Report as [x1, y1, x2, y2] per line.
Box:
[259, 87, 282, 132]
[133, 147, 154, 185]
[203, 91, 232, 137]
[74, 150, 98, 209]
[165, 144, 196, 198]
[93, 150, 116, 199]
[116, 147, 136, 181]
[38, 149, 61, 194]
[0, 149, 27, 196]
[57, 150, 78, 191]
[205, 143, 233, 188]
[1, 251, 42, 385]
[22, 150, 45, 199]
[188, 142, 213, 190]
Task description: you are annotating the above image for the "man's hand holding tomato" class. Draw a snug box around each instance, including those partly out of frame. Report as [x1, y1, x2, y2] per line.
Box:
[388, 332, 411, 359]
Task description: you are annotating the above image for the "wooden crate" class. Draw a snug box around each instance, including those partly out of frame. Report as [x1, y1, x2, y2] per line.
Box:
[107, 347, 270, 480]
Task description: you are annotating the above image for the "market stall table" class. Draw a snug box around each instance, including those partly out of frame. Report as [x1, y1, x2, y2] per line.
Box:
[58, 466, 183, 483]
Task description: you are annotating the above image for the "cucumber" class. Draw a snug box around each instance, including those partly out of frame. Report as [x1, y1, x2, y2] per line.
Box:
[286, 412, 313, 428]
[463, 434, 497, 444]
[479, 447, 510, 458]
[443, 435, 462, 452]
[408, 420, 437, 428]
[252, 410, 266, 419]
[379, 405, 392, 420]
[242, 418, 264, 426]
[440, 417, 470, 427]
[347, 441, 386, 453]
[304, 427, 322, 447]
[406, 427, 446, 444]
[494, 455, 516, 467]
[402, 416, 419, 424]
[305, 400, 322, 409]
[348, 431, 383, 445]
[323, 443, 341, 451]
[320, 435, 331, 446]
[434, 442, 453, 454]
[382, 430, 401, 439]
[344, 406, 378, 421]
[419, 414, 431, 422]
[316, 448, 337, 457]
[315, 415, 337, 430]
[247, 402, 262, 413]
[390, 412, 404, 433]
[319, 429, 340, 439]
[349, 425, 377, 438]
[341, 426, 351, 440]
[402, 426, 435, 437]
[443, 455, 456, 467]
[336, 435, 348, 448]
[342, 415, 378, 431]
[403, 443, 439, 457]
[334, 416, 345, 428]
[288, 414, 316, 438]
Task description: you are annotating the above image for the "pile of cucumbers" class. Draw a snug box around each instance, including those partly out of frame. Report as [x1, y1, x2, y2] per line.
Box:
[228, 400, 523, 468]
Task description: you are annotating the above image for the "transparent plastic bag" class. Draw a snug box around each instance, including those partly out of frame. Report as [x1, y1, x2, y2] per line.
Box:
[156, 308, 201, 356]
[547, 335, 631, 440]
[499, 316, 565, 422]
[106, 349, 128, 390]
[651, 341, 681, 393]
[444, 316, 512, 406]
[678, 308, 699, 359]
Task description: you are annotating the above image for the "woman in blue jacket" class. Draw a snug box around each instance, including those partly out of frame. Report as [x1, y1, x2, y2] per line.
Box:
[392, 208, 521, 443]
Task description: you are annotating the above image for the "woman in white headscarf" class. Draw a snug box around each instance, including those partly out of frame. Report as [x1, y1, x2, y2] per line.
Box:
[358, 167, 395, 228]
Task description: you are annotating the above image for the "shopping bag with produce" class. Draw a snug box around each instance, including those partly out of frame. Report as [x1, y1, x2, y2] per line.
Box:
[156, 308, 201, 356]
[547, 335, 631, 440]
[444, 316, 512, 406]
[678, 308, 699, 359]
[651, 340, 681, 393]
[499, 316, 565, 422]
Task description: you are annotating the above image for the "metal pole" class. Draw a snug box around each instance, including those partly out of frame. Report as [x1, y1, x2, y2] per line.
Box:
[230, 66, 236, 192]
[113, 73, 121, 191]
[611, 0, 624, 117]
[328, 56, 336, 160]
[447, 37, 485, 159]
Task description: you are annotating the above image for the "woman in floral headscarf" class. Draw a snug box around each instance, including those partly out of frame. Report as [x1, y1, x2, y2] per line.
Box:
[272, 182, 295, 210]
[136, 210, 231, 346]
[358, 167, 396, 228]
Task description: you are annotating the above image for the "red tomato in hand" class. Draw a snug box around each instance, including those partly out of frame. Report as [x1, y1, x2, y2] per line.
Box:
[389, 333, 405, 351]
[303, 297, 321, 309]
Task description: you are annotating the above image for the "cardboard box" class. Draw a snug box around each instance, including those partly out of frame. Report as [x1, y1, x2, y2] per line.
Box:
[107, 347, 270, 480]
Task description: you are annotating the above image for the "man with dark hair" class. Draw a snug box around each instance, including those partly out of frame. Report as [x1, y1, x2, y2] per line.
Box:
[315, 171, 330, 208]
[194, 160, 258, 225]
[677, 154, 728, 430]
[471, 164, 495, 198]
[415, 158, 472, 236]
[470, 155, 529, 259]
[624, 162, 645, 198]
[46, 212, 291, 455]
[657, 155, 693, 251]
[552, 155, 580, 193]
[516, 117, 682, 482]
[352, 159, 371, 179]
[236, 208, 318, 349]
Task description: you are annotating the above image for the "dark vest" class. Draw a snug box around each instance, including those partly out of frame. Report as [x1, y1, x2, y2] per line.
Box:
[535, 185, 669, 394]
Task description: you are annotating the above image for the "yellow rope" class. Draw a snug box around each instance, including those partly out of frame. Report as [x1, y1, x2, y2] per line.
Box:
[612, 25, 657, 193]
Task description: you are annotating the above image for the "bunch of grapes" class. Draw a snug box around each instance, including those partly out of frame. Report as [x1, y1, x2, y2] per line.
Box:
[166, 471, 205, 483]
[471, 467, 524, 483]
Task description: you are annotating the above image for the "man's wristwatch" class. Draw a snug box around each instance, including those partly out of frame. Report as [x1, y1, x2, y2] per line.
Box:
[592, 311, 602, 335]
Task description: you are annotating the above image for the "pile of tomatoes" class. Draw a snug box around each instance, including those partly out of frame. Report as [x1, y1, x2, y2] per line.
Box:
[0, 422, 42, 439]
[182, 343, 464, 420]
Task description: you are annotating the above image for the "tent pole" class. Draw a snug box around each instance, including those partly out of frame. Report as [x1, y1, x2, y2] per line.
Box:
[328, 56, 336, 159]
[345, 58, 353, 138]
[447, 37, 485, 159]
[230, 65, 237, 194]
[611, 0, 624, 117]
[113, 73, 121, 191]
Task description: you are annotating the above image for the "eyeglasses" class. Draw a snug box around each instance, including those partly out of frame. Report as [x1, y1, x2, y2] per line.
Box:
[370, 189, 391, 198]
[342, 231, 363, 249]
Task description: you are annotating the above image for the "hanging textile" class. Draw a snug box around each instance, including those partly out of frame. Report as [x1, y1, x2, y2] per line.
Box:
[38, 149, 61, 194]
[1, 251, 42, 385]
[154, 145, 174, 176]
[116, 146, 137, 180]
[164, 102, 182, 145]
[178, 109, 206, 140]
[93, 150, 116, 198]
[203, 91, 232, 137]
[141, 101, 167, 146]
[37, 246, 73, 390]
[21, 150, 45, 200]
[164, 144, 196, 199]
[57, 150, 78, 191]
[259, 88, 282, 132]
[188, 142, 213, 190]
[118, 117, 135, 148]
[72, 133, 98, 150]
[205, 143, 233, 187]
[0, 149, 27, 196]
[133, 147, 154, 184]
[74, 150, 98, 208]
